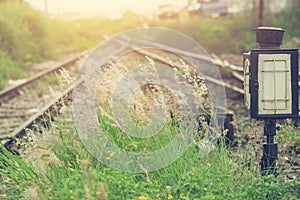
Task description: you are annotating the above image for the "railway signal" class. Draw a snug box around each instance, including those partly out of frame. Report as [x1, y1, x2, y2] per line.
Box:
[243, 27, 299, 175]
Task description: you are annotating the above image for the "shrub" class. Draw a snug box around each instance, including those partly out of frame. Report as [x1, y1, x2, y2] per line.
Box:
[0, 50, 26, 89]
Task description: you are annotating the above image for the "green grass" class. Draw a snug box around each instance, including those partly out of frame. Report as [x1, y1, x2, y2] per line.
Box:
[0, 50, 27, 89]
[1, 107, 299, 199]
[151, 14, 257, 55]
[277, 124, 300, 153]
[0, 143, 39, 199]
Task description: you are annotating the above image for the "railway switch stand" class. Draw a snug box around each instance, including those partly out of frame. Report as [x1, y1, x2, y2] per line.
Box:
[243, 27, 299, 175]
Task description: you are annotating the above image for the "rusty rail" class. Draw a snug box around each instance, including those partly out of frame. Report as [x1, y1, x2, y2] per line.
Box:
[0, 53, 84, 101]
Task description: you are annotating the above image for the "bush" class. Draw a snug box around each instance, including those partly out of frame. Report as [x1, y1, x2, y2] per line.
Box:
[156, 15, 257, 54]
[0, 2, 52, 64]
[0, 1, 89, 89]
[0, 50, 26, 89]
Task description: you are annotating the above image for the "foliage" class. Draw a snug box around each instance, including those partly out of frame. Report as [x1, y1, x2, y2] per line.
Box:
[0, 2, 151, 90]
[264, 0, 300, 48]
[0, 1, 89, 89]
[0, 50, 25, 89]
[156, 1, 300, 54]
[2, 1, 300, 90]
[0, 1, 54, 64]
[153, 15, 257, 55]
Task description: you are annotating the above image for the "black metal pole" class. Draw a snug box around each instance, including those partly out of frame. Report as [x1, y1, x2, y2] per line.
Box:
[259, 0, 264, 27]
[261, 120, 278, 175]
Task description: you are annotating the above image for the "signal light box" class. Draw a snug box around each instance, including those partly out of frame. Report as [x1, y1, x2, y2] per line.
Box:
[250, 49, 298, 118]
[243, 27, 299, 119]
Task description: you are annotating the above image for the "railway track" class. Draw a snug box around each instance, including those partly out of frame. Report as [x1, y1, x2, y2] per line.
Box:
[0, 33, 298, 182]
[0, 53, 84, 151]
[0, 38, 148, 151]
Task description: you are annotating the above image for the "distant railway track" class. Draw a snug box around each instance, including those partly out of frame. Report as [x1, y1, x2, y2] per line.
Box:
[104, 34, 245, 96]
[0, 53, 84, 151]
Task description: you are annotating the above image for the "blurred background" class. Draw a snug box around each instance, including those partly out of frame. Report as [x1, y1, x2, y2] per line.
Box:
[1, 0, 299, 90]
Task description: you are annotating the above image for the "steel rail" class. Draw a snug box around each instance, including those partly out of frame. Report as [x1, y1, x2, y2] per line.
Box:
[120, 35, 244, 72]
[3, 82, 77, 151]
[109, 36, 245, 95]
[0, 53, 84, 101]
